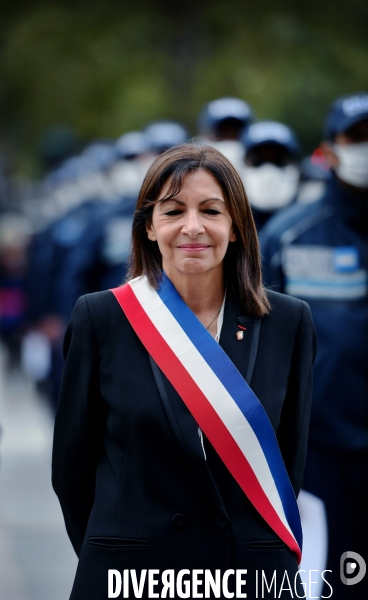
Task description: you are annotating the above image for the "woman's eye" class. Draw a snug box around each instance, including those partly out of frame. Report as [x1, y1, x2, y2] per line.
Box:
[164, 209, 182, 216]
[204, 209, 221, 215]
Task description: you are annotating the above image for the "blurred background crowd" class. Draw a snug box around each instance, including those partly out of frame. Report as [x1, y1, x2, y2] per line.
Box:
[0, 1, 368, 599]
[0, 105, 331, 409]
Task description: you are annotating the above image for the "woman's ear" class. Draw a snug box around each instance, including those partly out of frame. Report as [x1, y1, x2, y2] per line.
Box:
[146, 222, 157, 241]
[229, 226, 237, 243]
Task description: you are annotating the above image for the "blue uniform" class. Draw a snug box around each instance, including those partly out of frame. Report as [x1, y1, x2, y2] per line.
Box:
[26, 199, 111, 322]
[56, 195, 136, 322]
[25, 198, 112, 409]
[260, 175, 368, 599]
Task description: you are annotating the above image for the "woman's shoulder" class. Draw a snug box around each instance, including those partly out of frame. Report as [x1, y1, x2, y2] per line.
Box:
[81, 288, 117, 308]
[266, 288, 306, 313]
[63, 286, 144, 362]
[263, 289, 314, 332]
[72, 287, 130, 331]
[72, 288, 116, 313]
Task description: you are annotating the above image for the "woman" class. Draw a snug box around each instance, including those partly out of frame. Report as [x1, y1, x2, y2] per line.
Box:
[52, 144, 316, 599]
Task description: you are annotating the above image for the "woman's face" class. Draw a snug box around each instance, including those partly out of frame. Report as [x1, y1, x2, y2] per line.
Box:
[146, 169, 236, 280]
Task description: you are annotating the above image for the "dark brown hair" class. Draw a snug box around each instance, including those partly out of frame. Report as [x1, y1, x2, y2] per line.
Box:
[128, 143, 270, 317]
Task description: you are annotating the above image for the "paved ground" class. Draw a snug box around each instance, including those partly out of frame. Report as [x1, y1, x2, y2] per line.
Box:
[0, 351, 77, 600]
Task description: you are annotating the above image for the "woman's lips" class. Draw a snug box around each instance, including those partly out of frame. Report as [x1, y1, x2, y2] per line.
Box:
[178, 244, 210, 252]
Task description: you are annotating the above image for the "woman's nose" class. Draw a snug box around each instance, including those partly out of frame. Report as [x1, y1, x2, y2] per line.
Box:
[181, 210, 205, 237]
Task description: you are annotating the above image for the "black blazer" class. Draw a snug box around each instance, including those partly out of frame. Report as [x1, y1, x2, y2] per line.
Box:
[52, 288, 316, 599]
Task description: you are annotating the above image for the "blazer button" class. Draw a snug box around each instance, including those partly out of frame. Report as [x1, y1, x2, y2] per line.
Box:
[172, 513, 186, 528]
[215, 514, 228, 528]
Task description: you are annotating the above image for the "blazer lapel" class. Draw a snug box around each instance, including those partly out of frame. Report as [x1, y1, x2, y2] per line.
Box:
[219, 294, 261, 386]
[149, 355, 227, 514]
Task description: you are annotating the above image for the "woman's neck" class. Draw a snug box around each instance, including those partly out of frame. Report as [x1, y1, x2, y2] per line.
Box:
[163, 269, 225, 318]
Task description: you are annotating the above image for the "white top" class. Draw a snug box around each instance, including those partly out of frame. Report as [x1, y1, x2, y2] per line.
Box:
[214, 292, 226, 343]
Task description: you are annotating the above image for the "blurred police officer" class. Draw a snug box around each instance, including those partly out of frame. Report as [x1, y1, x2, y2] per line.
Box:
[25, 145, 117, 407]
[242, 120, 301, 229]
[110, 122, 189, 199]
[57, 121, 189, 322]
[0, 212, 32, 369]
[297, 150, 331, 205]
[198, 96, 253, 140]
[260, 92, 368, 600]
[110, 131, 151, 199]
[144, 120, 188, 154]
[197, 97, 254, 172]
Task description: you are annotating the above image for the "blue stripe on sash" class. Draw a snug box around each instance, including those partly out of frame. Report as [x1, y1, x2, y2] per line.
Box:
[157, 273, 302, 547]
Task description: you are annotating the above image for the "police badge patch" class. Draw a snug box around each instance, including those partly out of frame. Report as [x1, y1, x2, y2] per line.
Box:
[282, 245, 367, 300]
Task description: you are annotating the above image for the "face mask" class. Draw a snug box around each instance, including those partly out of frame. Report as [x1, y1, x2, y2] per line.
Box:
[210, 140, 245, 173]
[333, 142, 368, 188]
[242, 163, 299, 211]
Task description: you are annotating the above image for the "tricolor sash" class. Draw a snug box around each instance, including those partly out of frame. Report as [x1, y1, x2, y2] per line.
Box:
[111, 274, 302, 563]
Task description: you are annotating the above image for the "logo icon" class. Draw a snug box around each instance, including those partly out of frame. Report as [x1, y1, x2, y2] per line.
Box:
[340, 551, 366, 585]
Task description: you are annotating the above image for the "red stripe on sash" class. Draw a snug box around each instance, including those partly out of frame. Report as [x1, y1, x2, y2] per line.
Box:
[111, 284, 301, 562]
